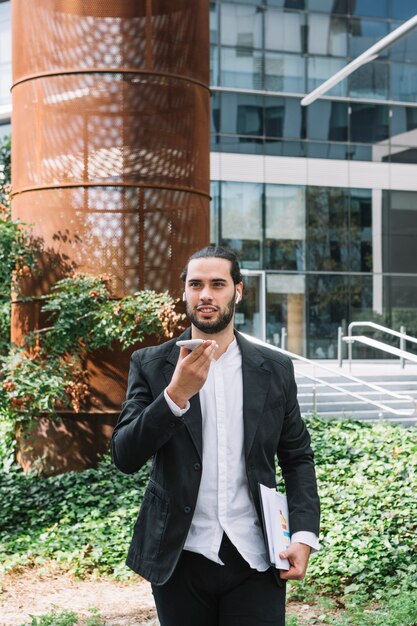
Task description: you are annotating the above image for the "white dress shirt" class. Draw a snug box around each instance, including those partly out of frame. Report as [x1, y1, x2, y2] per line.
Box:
[164, 338, 319, 569]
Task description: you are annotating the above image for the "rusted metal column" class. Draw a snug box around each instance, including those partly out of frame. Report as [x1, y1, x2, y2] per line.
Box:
[10, 1, 210, 470]
[11, 0, 210, 300]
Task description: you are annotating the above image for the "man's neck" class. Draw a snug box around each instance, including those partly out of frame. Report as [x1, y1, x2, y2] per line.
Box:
[191, 324, 235, 359]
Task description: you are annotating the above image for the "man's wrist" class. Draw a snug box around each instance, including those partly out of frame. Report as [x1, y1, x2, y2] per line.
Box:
[166, 385, 188, 410]
[291, 531, 320, 553]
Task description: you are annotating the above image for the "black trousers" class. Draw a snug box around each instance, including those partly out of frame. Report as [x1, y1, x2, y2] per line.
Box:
[152, 534, 286, 626]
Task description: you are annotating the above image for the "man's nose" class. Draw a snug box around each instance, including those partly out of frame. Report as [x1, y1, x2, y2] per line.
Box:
[200, 287, 213, 301]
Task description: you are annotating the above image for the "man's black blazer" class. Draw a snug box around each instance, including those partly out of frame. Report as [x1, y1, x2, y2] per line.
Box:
[111, 329, 320, 586]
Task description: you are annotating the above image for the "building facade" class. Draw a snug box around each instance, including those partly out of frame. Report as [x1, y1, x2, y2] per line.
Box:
[209, 0, 417, 357]
[1, 0, 417, 357]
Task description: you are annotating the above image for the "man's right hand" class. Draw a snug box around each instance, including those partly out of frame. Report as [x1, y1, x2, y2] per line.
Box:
[166, 340, 217, 409]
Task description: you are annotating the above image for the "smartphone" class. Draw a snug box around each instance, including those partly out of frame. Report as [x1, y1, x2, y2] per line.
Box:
[176, 339, 205, 351]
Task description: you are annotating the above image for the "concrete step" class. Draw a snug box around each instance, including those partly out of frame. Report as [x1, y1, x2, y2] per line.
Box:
[293, 360, 417, 425]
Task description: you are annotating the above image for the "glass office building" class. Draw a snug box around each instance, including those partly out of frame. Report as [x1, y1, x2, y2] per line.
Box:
[209, 0, 417, 357]
[0, 1, 11, 138]
[1, 0, 417, 357]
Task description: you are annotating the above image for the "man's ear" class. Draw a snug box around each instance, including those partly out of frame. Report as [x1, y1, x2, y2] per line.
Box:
[235, 283, 243, 304]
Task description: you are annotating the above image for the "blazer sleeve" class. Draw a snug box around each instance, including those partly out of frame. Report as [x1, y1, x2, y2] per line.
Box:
[276, 358, 320, 536]
[111, 350, 185, 474]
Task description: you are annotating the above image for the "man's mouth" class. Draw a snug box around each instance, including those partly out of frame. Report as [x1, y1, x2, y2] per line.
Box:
[196, 305, 218, 314]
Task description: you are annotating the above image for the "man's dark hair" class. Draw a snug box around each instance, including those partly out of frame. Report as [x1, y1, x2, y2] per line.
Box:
[180, 246, 243, 285]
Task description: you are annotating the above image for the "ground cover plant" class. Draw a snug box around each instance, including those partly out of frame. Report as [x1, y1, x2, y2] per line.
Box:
[20, 607, 103, 626]
[1, 415, 416, 603]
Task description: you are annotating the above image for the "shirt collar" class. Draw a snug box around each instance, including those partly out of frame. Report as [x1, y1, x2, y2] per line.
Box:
[213, 337, 240, 364]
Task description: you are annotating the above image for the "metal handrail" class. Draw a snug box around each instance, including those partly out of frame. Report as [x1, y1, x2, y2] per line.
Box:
[343, 321, 417, 370]
[241, 332, 417, 417]
[348, 321, 417, 345]
[344, 336, 417, 362]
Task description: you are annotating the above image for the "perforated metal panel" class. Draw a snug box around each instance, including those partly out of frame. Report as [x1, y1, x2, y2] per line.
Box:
[11, 0, 210, 298]
[10, 1, 210, 426]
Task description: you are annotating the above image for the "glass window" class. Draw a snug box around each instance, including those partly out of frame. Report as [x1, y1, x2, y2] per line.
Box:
[391, 106, 417, 144]
[210, 45, 219, 86]
[382, 190, 417, 273]
[0, 122, 10, 140]
[0, 1, 11, 109]
[0, 1, 11, 18]
[389, 147, 417, 164]
[265, 139, 307, 157]
[265, 9, 305, 53]
[210, 2, 218, 44]
[265, 97, 305, 139]
[389, 24, 417, 63]
[220, 182, 263, 267]
[349, 18, 389, 58]
[221, 93, 264, 136]
[210, 181, 220, 245]
[348, 144, 373, 160]
[210, 133, 221, 151]
[306, 186, 349, 271]
[307, 142, 350, 159]
[350, 103, 389, 143]
[220, 47, 263, 90]
[210, 92, 221, 134]
[220, 3, 263, 49]
[308, 274, 374, 359]
[308, 14, 348, 56]
[266, 274, 306, 355]
[307, 274, 349, 359]
[269, 0, 306, 7]
[219, 135, 265, 153]
[223, 0, 264, 4]
[390, 63, 417, 102]
[350, 189, 372, 272]
[383, 276, 417, 341]
[307, 56, 347, 96]
[349, 0, 389, 18]
[307, 100, 348, 141]
[265, 52, 305, 93]
[348, 275, 378, 359]
[348, 61, 389, 99]
[0, 63, 11, 107]
[391, 1, 417, 20]
[308, 0, 348, 13]
[265, 184, 305, 270]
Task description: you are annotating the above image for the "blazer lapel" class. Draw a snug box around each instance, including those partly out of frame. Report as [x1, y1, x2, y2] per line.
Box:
[236, 332, 272, 459]
[163, 329, 203, 461]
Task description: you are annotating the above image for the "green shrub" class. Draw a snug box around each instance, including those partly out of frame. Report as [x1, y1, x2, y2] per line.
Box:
[323, 587, 417, 625]
[0, 274, 183, 422]
[299, 416, 417, 600]
[1, 416, 416, 600]
[0, 453, 150, 578]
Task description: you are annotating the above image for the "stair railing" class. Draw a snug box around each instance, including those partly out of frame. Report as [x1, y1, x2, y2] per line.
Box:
[240, 332, 417, 418]
[339, 322, 417, 370]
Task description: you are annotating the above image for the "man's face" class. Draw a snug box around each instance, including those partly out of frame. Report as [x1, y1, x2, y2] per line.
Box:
[184, 257, 243, 335]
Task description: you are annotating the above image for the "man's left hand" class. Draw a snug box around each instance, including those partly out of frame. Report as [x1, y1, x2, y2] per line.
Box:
[278, 542, 311, 580]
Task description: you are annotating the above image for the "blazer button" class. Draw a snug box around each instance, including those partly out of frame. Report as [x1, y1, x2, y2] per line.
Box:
[193, 463, 201, 471]
[184, 506, 192, 514]
[169, 421, 176, 428]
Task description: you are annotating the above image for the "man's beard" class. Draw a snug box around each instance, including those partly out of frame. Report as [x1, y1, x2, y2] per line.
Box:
[186, 293, 236, 335]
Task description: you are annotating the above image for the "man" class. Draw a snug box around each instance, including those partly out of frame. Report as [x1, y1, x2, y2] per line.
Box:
[112, 246, 320, 626]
